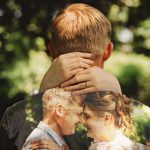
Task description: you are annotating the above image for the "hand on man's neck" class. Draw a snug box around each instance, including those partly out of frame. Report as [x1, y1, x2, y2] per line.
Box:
[92, 56, 104, 68]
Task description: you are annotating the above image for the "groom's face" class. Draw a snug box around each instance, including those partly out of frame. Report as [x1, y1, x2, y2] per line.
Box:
[60, 103, 83, 135]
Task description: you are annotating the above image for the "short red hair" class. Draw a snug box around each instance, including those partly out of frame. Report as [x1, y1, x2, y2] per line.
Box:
[50, 3, 112, 58]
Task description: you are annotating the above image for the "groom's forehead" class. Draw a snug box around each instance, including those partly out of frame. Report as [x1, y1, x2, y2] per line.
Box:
[68, 104, 83, 114]
[72, 95, 85, 106]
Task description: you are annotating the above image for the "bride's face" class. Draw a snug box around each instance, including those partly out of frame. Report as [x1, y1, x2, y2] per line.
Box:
[83, 107, 114, 141]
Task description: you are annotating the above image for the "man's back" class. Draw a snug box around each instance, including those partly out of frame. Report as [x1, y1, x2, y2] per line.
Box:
[0, 93, 43, 150]
[22, 121, 64, 150]
[0, 93, 88, 150]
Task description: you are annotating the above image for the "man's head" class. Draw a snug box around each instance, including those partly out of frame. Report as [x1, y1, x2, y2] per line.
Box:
[49, 3, 113, 66]
[42, 88, 83, 136]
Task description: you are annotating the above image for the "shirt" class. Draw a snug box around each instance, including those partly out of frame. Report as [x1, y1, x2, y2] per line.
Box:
[22, 121, 66, 150]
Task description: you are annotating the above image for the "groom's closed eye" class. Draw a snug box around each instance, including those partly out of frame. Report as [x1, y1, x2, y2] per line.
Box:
[84, 113, 91, 119]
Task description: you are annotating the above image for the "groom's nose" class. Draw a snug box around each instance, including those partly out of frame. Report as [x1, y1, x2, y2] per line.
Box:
[79, 113, 86, 124]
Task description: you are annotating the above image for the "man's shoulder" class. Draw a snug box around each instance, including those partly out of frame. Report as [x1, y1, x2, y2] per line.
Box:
[1, 92, 43, 122]
[23, 127, 62, 150]
[24, 127, 45, 144]
[0, 93, 44, 150]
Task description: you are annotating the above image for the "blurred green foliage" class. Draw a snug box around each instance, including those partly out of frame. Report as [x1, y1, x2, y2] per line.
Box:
[0, 0, 150, 119]
[132, 103, 150, 143]
[105, 52, 150, 105]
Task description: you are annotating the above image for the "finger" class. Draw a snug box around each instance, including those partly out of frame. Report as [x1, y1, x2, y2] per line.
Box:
[67, 60, 93, 70]
[31, 143, 48, 147]
[69, 62, 91, 70]
[31, 140, 50, 149]
[60, 52, 92, 59]
[31, 147, 49, 150]
[75, 68, 90, 75]
[66, 57, 94, 64]
[67, 68, 84, 78]
[79, 57, 94, 64]
[31, 144, 49, 150]
[64, 81, 92, 91]
[72, 87, 97, 95]
[61, 74, 90, 87]
[59, 57, 93, 71]
[32, 140, 49, 145]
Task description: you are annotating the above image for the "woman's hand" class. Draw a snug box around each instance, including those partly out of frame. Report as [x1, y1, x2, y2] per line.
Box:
[61, 66, 121, 94]
[39, 52, 93, 92]
[30, 139, 59, 150]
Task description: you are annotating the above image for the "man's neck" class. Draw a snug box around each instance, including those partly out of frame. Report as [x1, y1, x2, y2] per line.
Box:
[93, 56, 104, 68]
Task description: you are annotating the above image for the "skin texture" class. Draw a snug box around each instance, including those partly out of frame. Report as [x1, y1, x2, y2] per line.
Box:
[83, 107, 115, 142]
[39, 3, 120, 95]
[37, 3, 122, 149]
[60, 105, 83, 135]
[30, 139, 61, 150]
[30, 139, 70, 150]
[42, 90, 83, 137]
[28, 91, 83, 150]
[39, 52, 94, 92]
[39, 52, 122, 94]
[61, 66, 121, 95]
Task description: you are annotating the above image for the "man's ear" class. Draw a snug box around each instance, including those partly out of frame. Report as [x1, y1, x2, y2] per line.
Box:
[55, 104, 64, 117]
[102, 42, 113, 62]
[47, 42, 56, 60]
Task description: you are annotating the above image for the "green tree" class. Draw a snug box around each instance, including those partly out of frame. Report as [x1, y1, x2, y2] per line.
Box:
[0, 0, 150, 119]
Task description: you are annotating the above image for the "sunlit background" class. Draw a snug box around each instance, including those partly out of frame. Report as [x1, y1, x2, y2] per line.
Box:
[0, 0, 150, 120]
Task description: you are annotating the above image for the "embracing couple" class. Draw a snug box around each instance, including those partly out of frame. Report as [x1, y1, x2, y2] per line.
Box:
[23, 3, 145, 150]
[23, 87, 145, 150]
[0, 3, 146, 150]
